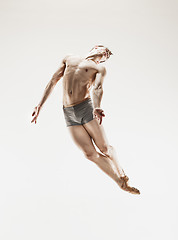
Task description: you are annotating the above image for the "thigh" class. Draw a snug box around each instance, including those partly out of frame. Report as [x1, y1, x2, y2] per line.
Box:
[68, 125, 97, 156]
[82, 118, 109, 151]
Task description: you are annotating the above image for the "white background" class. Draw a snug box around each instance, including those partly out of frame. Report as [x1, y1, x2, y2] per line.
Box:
[0, 0, 178, 239]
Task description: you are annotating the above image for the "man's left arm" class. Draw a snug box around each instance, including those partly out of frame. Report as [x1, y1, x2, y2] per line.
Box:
[92, 66, 106, 124]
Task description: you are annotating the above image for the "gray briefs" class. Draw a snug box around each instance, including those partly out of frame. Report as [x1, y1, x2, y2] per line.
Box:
[63, 97, 94, 127]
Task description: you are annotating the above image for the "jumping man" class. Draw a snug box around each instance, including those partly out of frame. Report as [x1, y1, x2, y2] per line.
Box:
[31, 45, 140, 194]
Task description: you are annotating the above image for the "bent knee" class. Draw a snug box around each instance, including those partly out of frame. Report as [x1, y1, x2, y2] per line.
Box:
[84, 151, 99, 162]
[100, 144, 113, 157]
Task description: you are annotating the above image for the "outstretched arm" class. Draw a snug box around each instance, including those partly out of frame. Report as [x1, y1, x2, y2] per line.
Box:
[31, 57, 67, 124]
[92, 66, 106, 124]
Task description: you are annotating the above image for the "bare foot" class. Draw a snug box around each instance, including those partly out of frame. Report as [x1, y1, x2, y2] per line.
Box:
[117, 175, 140, 195]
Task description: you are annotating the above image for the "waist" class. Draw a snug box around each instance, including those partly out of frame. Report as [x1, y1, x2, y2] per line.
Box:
[63, 97, 92, 108]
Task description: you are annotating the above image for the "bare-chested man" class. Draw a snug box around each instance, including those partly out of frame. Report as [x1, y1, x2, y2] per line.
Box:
[31, 45, 140, 194]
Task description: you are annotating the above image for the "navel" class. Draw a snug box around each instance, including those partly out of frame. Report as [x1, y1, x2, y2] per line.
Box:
[69, 90, 72, 94]
[85, 69, 88, 72]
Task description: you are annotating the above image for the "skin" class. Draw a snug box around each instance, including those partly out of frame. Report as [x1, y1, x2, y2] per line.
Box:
[31, 48, 140, 194]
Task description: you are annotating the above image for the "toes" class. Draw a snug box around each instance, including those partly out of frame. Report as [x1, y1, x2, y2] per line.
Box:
[130, 187, 140, 194]
[122, 185, 140, 194]
[118, 177, 140, 194]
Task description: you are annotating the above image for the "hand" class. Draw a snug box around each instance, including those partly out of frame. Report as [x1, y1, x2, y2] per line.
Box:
[93, 108, 105, 125]
[31, 105, 41, 124]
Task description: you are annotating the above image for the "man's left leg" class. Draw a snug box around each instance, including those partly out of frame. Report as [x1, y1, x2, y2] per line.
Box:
[83, 118, 125, 176]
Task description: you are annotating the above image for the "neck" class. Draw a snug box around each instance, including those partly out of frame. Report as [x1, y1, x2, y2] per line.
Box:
[85, 55, 102, 64]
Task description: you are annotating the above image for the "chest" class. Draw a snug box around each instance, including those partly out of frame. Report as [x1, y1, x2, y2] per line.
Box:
[66, 57, 98, 76]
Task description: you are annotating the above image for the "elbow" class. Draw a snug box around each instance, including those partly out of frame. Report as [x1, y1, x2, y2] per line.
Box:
[51, 75, 60, 84]
[51, 72, 63, 84]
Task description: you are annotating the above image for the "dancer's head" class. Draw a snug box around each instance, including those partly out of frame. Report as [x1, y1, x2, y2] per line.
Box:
[86, 45, 113, 63]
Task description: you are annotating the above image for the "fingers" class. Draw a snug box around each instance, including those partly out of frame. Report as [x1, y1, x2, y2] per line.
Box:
[31, 106, 40, 124]
[99, 109, 105, 116]
[94, 115, 102, 125]
[99, 112, 105, 124]
[93, 114, 97, 120]
[96, 114, 105, 125]
[93, 109, 105, 125]
[100, 110, 105, 116]
[31, 119, 37, 124]
[31, 117, 36, 123]
[31, 113, 38, 124]
[100, 116, 102, 125]
[32, 107, 38, 116]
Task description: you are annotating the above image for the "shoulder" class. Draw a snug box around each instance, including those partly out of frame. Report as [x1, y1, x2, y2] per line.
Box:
[62, 54, 73, 63]
[62, 54, 83, 64]
[97, 65, 106, 76]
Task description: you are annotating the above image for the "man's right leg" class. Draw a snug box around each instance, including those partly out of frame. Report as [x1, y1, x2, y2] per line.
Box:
[82, 119, 140, 194]
[67, 124, 123, 186]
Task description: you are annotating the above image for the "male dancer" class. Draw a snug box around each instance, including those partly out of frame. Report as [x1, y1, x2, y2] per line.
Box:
[31, 45, 140, 194]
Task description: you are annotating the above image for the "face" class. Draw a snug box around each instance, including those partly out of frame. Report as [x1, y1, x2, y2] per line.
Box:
[87, 45, 113, 63]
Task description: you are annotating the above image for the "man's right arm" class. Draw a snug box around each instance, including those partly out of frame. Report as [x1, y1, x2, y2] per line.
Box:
[31, 56, 68, 124]
[38, 58, 66, 108]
